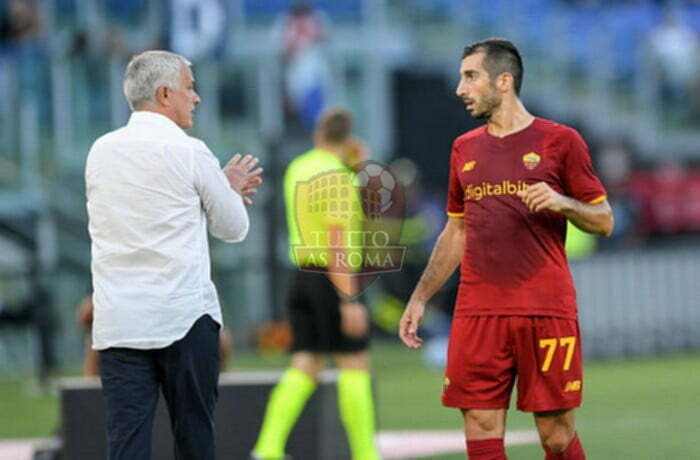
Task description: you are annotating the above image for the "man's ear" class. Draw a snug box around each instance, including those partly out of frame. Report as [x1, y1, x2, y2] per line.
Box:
[497, 72, 514, 93]
[155, 85, 170, 107]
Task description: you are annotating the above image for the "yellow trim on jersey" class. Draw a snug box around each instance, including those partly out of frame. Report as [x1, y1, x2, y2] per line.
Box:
[588, 195, 607, 204]
[447, 211, 465, 217]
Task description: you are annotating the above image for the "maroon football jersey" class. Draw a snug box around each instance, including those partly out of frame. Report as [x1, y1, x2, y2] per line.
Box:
[446, 118, 607, 319]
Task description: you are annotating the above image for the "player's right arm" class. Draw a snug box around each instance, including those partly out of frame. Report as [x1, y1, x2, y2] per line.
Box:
[399, 216, 465, 349]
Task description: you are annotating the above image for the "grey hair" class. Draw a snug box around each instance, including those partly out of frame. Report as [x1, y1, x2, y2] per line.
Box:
[123, 50, 191, 110]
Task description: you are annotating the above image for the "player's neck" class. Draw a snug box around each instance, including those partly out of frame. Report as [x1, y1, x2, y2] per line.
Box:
[486, 99, 534, 138]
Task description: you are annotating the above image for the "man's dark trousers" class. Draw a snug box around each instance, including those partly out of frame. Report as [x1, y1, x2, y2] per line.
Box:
[99, 314, 220, 460]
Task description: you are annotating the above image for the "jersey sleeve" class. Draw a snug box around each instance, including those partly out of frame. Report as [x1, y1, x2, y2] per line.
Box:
[446, 141, 465, 216]
[562, 129, 608, 204]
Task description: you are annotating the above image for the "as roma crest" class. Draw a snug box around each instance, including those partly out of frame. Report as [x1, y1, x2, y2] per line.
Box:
[522, 152, 541, 170]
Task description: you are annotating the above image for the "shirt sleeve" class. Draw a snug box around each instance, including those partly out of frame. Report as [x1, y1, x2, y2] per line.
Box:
[562, 129, 607, 204]
[192, 145, 250, 243]
[446, 141, 465, 216]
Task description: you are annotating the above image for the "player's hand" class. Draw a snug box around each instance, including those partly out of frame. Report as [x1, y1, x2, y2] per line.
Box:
[399, 300, 425, 349]
[517, 181, 571, 213]
[223, 154, 264, 205]
[340, 301, 368, 339]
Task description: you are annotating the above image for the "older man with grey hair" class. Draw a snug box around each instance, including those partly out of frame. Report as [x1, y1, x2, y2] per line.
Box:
[85, 50, 262, 460]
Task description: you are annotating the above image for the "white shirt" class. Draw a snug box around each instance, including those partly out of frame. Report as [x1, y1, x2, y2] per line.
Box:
[86, 111, 249, 350]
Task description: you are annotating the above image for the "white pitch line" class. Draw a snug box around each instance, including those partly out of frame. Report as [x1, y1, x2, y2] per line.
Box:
[0, 440, 39, 460]
[378, 429, 540, 459]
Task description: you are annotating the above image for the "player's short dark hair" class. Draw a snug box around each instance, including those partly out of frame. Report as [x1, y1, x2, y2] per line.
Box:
[462, 38, 523, 95]
[316, 108, 353, 144]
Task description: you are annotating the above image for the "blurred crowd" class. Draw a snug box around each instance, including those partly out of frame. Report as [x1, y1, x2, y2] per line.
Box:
[3, 0, 700, 117]
[584, 134, 700, 246]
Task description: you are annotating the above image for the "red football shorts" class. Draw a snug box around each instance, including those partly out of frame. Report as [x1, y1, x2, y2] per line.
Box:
[442, 315, 583, 412]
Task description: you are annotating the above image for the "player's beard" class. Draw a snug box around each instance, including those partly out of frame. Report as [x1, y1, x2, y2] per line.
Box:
[470, 86, 502, 120]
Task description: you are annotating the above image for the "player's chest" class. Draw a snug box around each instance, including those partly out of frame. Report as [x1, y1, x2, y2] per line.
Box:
[456, 142, 562, 191]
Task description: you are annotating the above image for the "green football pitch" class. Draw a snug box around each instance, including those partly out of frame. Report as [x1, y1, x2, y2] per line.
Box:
[1, 343, 699, 459]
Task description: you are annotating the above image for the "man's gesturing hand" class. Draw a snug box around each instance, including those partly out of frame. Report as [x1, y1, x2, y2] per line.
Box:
[398, 300, 425, 349]
[223, 154, 264, 205]
[516, 181, 571, 213]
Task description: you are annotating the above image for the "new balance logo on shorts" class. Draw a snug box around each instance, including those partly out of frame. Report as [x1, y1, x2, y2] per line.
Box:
[564, 380, 582, 392]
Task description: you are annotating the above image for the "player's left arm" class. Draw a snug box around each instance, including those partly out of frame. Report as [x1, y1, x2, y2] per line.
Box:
[517, 183, 614, 237]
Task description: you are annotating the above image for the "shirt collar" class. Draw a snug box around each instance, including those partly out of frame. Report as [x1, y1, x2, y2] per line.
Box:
[128, 110, 186, 134]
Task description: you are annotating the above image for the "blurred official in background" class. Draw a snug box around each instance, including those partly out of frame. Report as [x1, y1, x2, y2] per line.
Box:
[252, 108, 379, 460]
[85, 50, 262, 460]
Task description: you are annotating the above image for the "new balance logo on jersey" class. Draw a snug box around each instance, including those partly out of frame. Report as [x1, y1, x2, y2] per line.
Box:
[564, 380, 582, 392]
[464, 180, 529, 201]
[462, 160, 476, 172]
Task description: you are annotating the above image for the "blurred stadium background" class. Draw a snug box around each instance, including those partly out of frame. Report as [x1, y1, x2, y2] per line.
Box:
[1, 0, 699, 459]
